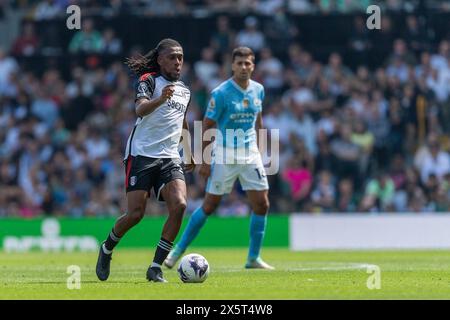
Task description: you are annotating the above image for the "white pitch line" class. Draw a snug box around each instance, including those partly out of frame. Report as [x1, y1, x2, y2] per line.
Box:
[207, 263, 378, 273]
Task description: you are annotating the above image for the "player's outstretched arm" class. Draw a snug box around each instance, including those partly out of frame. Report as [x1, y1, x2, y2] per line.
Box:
[135, 84, 175, 117]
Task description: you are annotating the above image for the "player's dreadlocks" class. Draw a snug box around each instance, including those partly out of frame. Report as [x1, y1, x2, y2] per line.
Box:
[125, 38, 182, 75]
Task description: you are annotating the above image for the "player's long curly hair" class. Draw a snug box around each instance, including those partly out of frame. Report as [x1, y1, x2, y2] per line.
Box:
[125, 38, 182, 75]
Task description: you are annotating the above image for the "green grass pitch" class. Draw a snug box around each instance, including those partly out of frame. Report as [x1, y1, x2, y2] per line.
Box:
[1, 248, 450, 299]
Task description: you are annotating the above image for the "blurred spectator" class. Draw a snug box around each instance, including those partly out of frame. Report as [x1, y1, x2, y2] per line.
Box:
[12, 22, 40, 56]
[287, 0, 313, 14]
[349, 16, 371, 53]
[263, 99, 292, 142]
[204, 0, 235, 13]
[144, 0, 176, 16]
[366, 99, 391, 169]
[386, 39, 418, 67]
[282, 84, 317, 152]
[281, 155, 313, 210]
[360, 171, 395, 212]
[430, 40, 449, 71]
[210, 15, 235, 53]
[402, 15, 428, 53]
[311, 170, 336, 212]
[30, 89, 59, 129]
[351, 121, 374, 175]
[389, 153, 407, 191]
[330, 126, 361, 182]
[194, 47, 221, 91]
[0, 47, 18, 91]
[256, 47, 284, 95]
[84, 129, 111, 160]
[68, 18, 103, 54]
[418, 138, 450, 183]
[34, 0, 63, 20]
[323, 52, 353, 81]
[264, 7, 299, 50]
[318, 0, 370, 13]
[336, 178, 358, 212]
[314, 138, 336, 174]
[100, 28, 122, 55]
[253, 0, 284, 16]
[235, 16, 266, 53]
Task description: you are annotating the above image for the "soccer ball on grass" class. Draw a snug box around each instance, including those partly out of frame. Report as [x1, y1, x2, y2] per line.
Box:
[177, 253, 210, 283]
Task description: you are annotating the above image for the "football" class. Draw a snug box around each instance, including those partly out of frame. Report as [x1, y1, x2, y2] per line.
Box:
[177, 253, 210, 283]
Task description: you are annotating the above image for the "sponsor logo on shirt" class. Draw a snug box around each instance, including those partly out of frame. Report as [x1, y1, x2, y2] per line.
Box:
[167, 99, 187, 113]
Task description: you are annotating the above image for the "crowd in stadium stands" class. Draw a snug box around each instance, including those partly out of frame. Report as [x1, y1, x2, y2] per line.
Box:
[1, 1, 450, 217]
[3, 0, 450, 16]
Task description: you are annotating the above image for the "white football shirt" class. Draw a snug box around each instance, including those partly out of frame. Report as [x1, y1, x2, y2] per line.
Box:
[124, 73, 191, 159]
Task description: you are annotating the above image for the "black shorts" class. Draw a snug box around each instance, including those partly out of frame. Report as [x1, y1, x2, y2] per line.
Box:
[124, 155, 185, 201]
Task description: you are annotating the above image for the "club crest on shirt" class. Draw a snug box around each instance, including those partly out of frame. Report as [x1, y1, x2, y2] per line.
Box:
[138, 82, 148, 94]
[242, 98, 250, 108]
[209, 98, 215, 109]
[254, 98, 262, 107]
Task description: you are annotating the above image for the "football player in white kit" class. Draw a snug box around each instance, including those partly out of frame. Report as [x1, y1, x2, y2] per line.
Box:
[96, 39, 194, 283]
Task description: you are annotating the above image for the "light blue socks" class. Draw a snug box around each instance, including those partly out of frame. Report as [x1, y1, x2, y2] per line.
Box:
[248, 212, 267, 260]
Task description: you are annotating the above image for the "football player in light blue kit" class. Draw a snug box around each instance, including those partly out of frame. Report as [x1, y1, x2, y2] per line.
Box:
[165, 47, 274, 270]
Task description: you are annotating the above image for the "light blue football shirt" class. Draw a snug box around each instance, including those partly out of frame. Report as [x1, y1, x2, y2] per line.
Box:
[205, 78, 264, 149]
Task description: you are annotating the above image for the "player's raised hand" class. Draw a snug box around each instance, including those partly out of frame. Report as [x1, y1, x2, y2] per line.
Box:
[199, 163, 211, 179]
[160, 85, 175, 101]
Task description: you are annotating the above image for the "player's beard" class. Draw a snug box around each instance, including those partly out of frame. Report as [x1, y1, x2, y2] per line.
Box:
[163, 72, 179, 81]
[161, 67, 181, 81]
[238, 72, 251, 81]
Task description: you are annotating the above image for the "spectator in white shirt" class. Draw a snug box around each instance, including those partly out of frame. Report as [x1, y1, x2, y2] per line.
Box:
[419, 140, 450, 183]
[194, 47, 221, 92]
[0, 47, 18, 89]
[256, 47, 284, 93]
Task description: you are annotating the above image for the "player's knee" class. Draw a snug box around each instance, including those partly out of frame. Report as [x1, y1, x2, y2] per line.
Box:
[128, 207, 145, 225]
[170, 197, 187, 215]
[255, 199, 270, 215]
